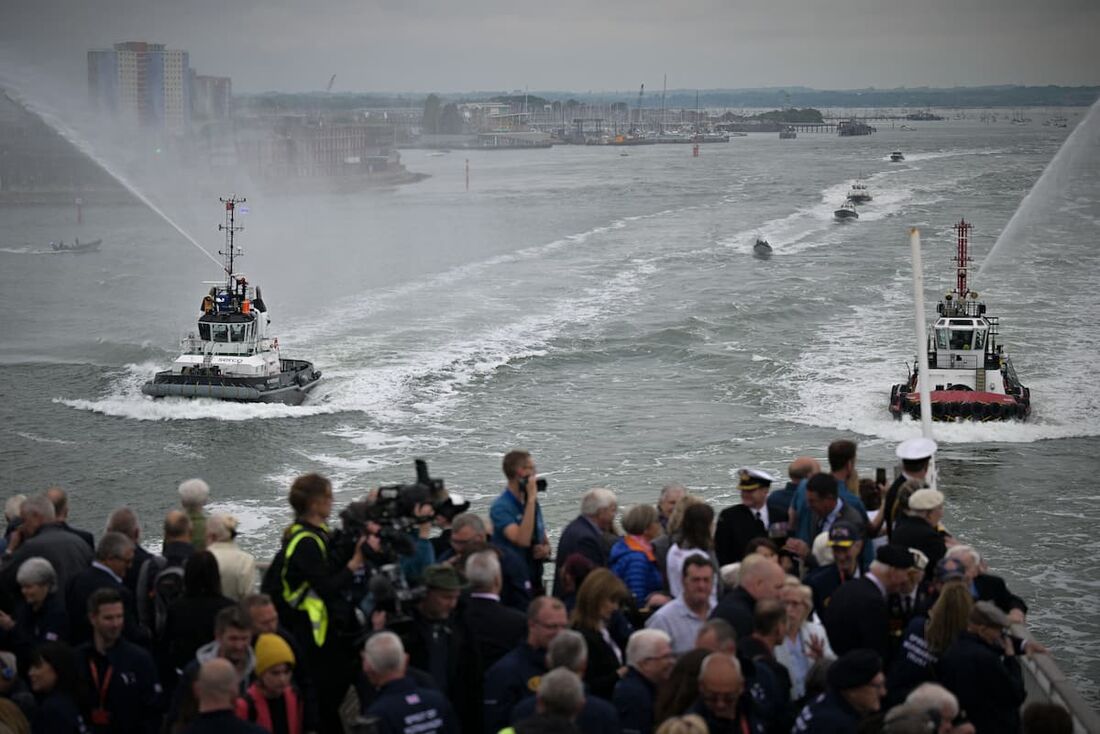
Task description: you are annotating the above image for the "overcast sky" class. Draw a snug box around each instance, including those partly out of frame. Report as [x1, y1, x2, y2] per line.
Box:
[2, 0, 1098, 95]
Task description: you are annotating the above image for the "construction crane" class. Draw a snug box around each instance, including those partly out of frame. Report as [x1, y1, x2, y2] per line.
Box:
[326, 74, 336, 93]
[634, 83, 645, 132]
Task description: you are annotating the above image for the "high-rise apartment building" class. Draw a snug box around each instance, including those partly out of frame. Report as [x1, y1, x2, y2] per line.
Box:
[87, 42, 192, 134]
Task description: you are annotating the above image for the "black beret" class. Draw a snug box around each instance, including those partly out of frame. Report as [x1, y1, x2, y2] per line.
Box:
[827, 649, 882, 690]
[876, 544, 915, 569]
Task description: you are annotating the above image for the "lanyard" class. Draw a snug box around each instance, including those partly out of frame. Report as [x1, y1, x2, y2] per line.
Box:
[89, 659, 113, 709]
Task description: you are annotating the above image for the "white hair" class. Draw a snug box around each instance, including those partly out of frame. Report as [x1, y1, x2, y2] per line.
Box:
[451, 513, 486, 536]
[4, 495, 26, 523]
[464, 549, 502, 593]
[905, 683, 960, 718]
[720, 562, 741, 588]
[16, 557, 57, 591]
[537, 668, 585, 718]
[659, 484, 687, 502]
[625, 629, 670, 667]
[206, 514, 233, 543]
[363, 632, 406, 675]
[20, 495, 56, 522]
[581, 488, 617, 517]
[178, 478, 210, 508]
[547, 630, 588, 672]
[946, 545, 982, 567]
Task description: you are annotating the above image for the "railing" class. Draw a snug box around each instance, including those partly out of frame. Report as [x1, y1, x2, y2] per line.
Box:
[1013, 622, 1100, 733]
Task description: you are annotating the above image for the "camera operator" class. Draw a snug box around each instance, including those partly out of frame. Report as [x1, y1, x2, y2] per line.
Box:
[263, 473, 368, 734]
[490, 450, 551, 595]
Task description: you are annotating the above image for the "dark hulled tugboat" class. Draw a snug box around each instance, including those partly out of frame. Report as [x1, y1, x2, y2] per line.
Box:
[889, 219, 1030, 421]
[142, 196, 321, 404]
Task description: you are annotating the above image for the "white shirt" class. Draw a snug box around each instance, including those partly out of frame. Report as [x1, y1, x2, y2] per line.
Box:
[749, 503, 770, 529]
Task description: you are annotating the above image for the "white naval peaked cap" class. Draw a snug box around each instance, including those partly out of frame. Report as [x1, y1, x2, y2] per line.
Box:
[909, 488, 945, 511]
[736, 467, 777, 490]
[896, 437, 938, 461]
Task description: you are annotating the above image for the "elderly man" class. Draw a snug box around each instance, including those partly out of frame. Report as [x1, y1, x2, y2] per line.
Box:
[897, 683, 976, 734]
[946, 545, 1029, 622]
[441, 513, 531, 611]
[44, 487, 94, 550]
[768, 458, 819, 525]
[513, 668, 587, 732]
[180, 658, 266, 734]
[66, 531, 142, 646]
[612, 629, 674, 734]
[937, 601, 1027, 734]
[484, 595, 569, 733]
[205, 515, 256, 602]
[892, 489, 947, 582]
[689, 652, 765, 733]
[363, 631, 459, 734]
[645, 554, 715, 654]
[711, 553, 787, 638]
[695, 618, 738, 654]
[793, 649, 885, 732]
[553, 488, 617, 596]
[0, 494, 92, 595]
[462, 549, 527, 668]
[881, 437, 937, 541]
[804, 521, 864, 615]
[715, 468, 778, 565]
[657, 484, 687, 532]
[823, 545, 914, 661]
[178, 478, 211, 552]
[105, 507, 153, 597]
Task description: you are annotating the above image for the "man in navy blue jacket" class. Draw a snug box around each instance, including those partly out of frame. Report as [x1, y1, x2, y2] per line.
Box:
[363, 631, 459, 734]
[613, 629, 674, 734]
[552, 489, 617, 596]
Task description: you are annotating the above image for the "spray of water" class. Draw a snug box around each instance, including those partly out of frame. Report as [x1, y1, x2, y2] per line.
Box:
[977, 97, 1100, 280]
[0, 83, 222, 270]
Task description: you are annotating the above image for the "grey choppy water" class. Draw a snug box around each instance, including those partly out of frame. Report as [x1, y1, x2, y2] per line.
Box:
[2, 113, 1099, 700]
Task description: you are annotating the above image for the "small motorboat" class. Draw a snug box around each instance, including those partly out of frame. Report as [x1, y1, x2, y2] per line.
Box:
[847, 179, 873, 204]
[50, 238, 101, 253]
[834, 201, 859, 221]
[890, 150, 905, 162]
[779, 127, 797, 139]
[753, 238, 773, 259]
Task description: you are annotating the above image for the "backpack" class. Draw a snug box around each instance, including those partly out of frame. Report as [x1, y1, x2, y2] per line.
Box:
[136, 555, 185, 639]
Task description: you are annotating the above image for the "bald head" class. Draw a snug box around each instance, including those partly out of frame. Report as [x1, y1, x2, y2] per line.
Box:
[788, 457, 820, 482]
[163, 510, 192, 543]
[195, 658, 239, 712]
[45, 487, 69, 520]
[698, 653, 744, 720]
[739, 553, 786, 602]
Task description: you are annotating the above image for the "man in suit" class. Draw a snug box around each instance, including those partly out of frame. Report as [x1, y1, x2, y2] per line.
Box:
[823, 545, 913, 662]
[462, 548, 527, 669]
[552, 488, 617, 596]
[715, 468, 778, 566]
[879, 437, 936, 541]
[66, 531, 144, 646]
[0, 494, 93, 598]
[45, 487, 95, 550]
[105, 507, 154, 598]
[891, 489, 947, 583]
[946, 544, 1029, 622]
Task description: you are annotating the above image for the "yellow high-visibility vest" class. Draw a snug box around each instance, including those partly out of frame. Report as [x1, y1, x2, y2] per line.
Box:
[281, 523, 330, 647]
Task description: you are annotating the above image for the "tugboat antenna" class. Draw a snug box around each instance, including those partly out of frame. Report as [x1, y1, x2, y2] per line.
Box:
[953, 218, 972, 298]
[218, 196, 246, 284]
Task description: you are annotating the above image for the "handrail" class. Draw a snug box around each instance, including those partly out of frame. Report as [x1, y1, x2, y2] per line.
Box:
[1011, 622, 1100, 734]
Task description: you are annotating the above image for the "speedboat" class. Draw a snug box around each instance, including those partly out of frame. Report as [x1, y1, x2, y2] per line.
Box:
[888, 219, 1030, 421]
[834, 201, 859, 221]
[847, 180, 872, 204]
[890, 151, 905, 162]
[142, 197, 322, 405]
[753, 238, 773, 259]
[50, 238, 101, 253]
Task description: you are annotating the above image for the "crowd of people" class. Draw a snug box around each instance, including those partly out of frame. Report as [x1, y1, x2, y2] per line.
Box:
[0, 440, 1077, 734]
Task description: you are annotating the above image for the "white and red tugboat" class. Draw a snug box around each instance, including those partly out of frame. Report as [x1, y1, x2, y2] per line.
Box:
[888, 219, 1031, 421]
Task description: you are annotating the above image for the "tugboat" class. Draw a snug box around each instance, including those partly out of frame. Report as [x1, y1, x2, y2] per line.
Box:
[890, 150, 905, 162]
[753, 237, 773, 259]
[847, 179, 873, 204]
[51, 238, 101, 253]
[888, 219, 1031, 421]
[834, 200, 859, 221]
[142, 197, 322, 405]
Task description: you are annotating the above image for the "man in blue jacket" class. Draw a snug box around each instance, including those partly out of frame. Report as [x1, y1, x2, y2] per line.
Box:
[792, 649, 884, 733]
[613, 629, 674, 734]
[363, 631, 459, 734]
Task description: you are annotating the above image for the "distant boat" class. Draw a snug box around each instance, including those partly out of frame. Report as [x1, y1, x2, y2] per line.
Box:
[779, 127, 797, 139]
[753, 238, 773, 259]
[834, 201, 859, 221]
[890, 151, 905, 162]
[50, 238, 101, 253]
[847, 179, 872, 204]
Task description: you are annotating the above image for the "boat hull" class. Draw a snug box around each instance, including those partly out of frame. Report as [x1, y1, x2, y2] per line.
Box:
[888, 386, 1031, 421]
[753, 243, 772, 259]
[834, 211, 858, 221]
[142, 359, 321, 405]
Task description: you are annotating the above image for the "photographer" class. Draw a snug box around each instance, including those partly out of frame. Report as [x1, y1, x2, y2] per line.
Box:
[490, 451, 551, 594]
[262, 473, 367, 734]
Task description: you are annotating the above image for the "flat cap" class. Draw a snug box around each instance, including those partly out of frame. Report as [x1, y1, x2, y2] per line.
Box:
[896, 437, 937, 461]
[909, 489, 945, 511]
[737, 468, 776, 491]
[876, 544, 915, 569]
[421, 564, 465, 591]
[970, 600, 1011, 629]
[827, 649, 883, 690]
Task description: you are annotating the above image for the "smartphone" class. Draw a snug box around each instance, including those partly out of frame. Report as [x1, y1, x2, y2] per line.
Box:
[876, 467, 887, 485]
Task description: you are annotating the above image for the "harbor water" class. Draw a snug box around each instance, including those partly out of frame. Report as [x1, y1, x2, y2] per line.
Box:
[1, 114, 1099, 702]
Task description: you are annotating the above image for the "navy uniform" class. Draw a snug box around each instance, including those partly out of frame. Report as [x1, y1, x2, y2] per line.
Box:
[714, 468, 778, 566]
[483, 642, 547, 734]
[366, 675, 460, 734]
[792, 649, 882, 733]
[612, 667, 655, 734]
[882, 437, 937, 541]
[823, 546, 913, 662]
[510, 684, 620, 733]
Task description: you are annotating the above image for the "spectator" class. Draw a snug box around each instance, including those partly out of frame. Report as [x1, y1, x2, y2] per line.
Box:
[654, 715, 708, 734]
[160, 511, 195, 568]
[75, 588, 160, 734]
[0, 557, 68, 667]
[66, 532, 141, 647]
[362, 631, 458, 734]
[694, 618, 737, 654]
[767, 458, 819, 528]
[163, 551, 235, 677]
[512, 668, 586, 734]
[656, 485, 687, 533]
[440, 513, 531, 611]
[788, 441, 871, 568]
[177, 480, 210, 553]
[902, 683, 975, 734]
[880, 438, 936, 542]
[0, 650, 35, 724]
[462, 549, 528, 669]
[711, 553, 786, 639]
[688, 652, 764, 733]
[946, 545, 1028, 622]
[792, 648, 885, 732]
[205, 516, 256, 602]
[645, 555, 715, 655]
[775, 580, 834, 704]
[653, 496, 704, 593]
[179, 658, 265, 734]
[803, 474, 866, 550]
[240, 594, 318, 734]
[557, 553, 597, 613]
[0, 495, 26, 555]
[739, 599, 793, 728]
[892, 489, 948, 582]
[609, 505, 668, 610]
[886, 581, 973, 707]
[665, 504, 717, 604]
[715, 468, 777, 566]
[804, 521, 865, 616]
[490, 450, 551, 594]
[484, 596, 568, 734]
[44, 489, 94, 551]
[653, 649, 708, 725]
[612, 629, 673, 734]
[27, 641, 88, 734]
[0, 495, 92, 597]
[1021, 702, 1073, 734]
[937, 601, 1027, 734]
[823, 545, 913, 661]
[553, 489, 617, 597]
[104, 508, 153, 598]
[234, 633, 304, 734]
[570, 569, 631, 700]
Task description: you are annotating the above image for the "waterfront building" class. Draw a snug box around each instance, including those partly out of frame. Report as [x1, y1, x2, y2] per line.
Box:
[87, 41, 192, 134]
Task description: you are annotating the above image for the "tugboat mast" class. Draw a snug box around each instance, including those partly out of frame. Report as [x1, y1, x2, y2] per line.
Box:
[218, 196, 245, 286]
[953, 218, 972, 299]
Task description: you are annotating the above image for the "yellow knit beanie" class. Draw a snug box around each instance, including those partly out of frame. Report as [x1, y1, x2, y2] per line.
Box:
[254, 633, 295, 676]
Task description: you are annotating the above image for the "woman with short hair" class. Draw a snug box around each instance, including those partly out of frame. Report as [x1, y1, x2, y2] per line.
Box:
[774, 578, 834, 704]
[0, 557, 69, 669]
[609, 504, 669, 610]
